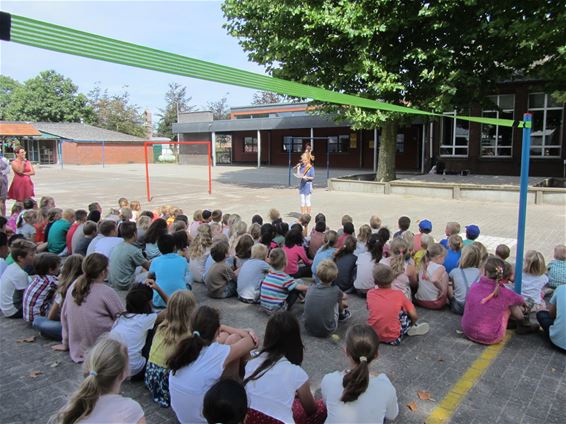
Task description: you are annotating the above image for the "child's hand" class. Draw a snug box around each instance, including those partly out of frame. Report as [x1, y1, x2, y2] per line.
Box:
[144, 279, 158, 290]
[52, 344, 68, 352]
[246, 329, 259, 347]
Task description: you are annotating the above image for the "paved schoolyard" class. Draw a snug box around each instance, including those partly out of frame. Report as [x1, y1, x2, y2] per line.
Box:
[1, 164, 565, 424]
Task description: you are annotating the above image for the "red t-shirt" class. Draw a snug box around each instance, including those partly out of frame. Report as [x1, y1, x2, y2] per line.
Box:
[66, 222, 79, 254]
[367, 287, 416, 343]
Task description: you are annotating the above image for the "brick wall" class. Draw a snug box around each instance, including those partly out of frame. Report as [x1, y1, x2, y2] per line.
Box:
[62, 142, 153, 165]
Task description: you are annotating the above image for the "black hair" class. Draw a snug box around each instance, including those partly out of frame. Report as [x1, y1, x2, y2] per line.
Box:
[244, 312, 303, 384]
[260, 223, 276, 247]
[8, 234, 25, 246]
[144, 218, 168, 244]
[86, 210, 101, 223]
[367, 232, 385, 262]
[173, 230, 189, 250]
[274, 221, 289, 237]
[33, 253, 61, 276]
[211, 240, 229, 262]
[0, 216, 7, 229]
[314, 213, 326, 224]
[314, 221, 326, 233]
[0, 232, 7, 248]
[157, 234, 176, 255]
[398, 216, 411, 231]
[168, 306, 220, 373]
[175, 214, 189, 225]
[252, 214, 263, 225]
[23, 198, 35, 210]
[140, 210, 154, 219]
[120, 221, 137, 240]
[334, 235, 357, 260]
[284, 228, 304, 248]
[202, 210, 212, 220]
[343, 222, 355, 235]
[203, 379, 248, 424]
[123, 284, 153, 315]
[99, 220, 117, 237]
[290, 223, 303, 233]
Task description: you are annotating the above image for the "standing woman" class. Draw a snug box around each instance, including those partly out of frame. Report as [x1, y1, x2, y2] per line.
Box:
[8, 146, 35, 202]
[295, 155, 314, 215]
[0, 152, 10, 216]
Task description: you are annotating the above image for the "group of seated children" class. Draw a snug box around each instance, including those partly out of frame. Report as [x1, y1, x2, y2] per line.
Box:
[0, 196, 564, 424]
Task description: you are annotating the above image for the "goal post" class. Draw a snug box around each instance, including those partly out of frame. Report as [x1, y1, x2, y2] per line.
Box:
[144, 141, 212, 202]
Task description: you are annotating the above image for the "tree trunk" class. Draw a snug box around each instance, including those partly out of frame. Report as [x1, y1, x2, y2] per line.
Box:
[375, 118, 398, 182]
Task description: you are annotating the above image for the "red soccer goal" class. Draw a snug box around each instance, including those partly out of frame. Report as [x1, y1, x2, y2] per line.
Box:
[144, 141, 212, 202]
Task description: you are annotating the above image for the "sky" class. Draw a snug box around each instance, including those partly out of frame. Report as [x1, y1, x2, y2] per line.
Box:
[1, 0, 269, 119]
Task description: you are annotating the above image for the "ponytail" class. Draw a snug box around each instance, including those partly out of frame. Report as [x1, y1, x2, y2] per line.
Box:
[321, 230, 337, 251]
[480, 256, 506, 304]
[72, 253, 108, 306]
[52, 337, 128, 424]
[341, 324, 378, 403]
[388, 238, 407, 276]
[167, 306, 220, 374]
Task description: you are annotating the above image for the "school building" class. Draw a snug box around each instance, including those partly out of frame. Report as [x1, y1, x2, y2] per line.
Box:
[172, 81, 565, 177]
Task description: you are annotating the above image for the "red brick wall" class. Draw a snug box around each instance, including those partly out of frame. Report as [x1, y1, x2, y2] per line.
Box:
[62, 142, 153, 165]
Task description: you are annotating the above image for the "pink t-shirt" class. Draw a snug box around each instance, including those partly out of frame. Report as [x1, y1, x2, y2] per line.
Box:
[461, 277, 524, 345]
[283, 245, 312, 275]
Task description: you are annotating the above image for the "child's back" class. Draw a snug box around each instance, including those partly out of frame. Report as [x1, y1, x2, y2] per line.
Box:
[260, 269, 298, 312]
[237, 258, 269, 301]
[367, 287, 414, 344]
[304, 283, 342, 337]
[22, 274, 58, 322]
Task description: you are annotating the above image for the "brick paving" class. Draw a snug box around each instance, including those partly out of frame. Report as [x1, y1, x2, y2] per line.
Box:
[0, 164, 564, 423]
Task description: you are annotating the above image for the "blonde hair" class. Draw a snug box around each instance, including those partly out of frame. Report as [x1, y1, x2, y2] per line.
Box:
[369, 215, 381, 230]
[357, 224, 372, 244]
[401, 231, 414, 251]
[473, 241, 488, 266]
[448, 234, 463, 252]
[159, 290, 197, 345]
[57, 254, 84, 301]
[341, 215, 353, 226]
[268, 208, 280, 222]
[421, 243, 446, 271]
[388, 238, 408, 276]
[129, 200, 141, 212]
[269, 248, 286, 270]
[446, 222, 461, 236]
[188, 227, 213, 259]
[53, 337, 128, 424]
[192, 209, 204, 222]
[321, 230, 338, 251]
[316, 259, 338, 285]
[420, 234, 434, 250]
[554, 244, 566, 261]
[23, 210, 37, 224]
[249, 222, 262, 241]
[62, 208, 75, 222]
[136, 215, 151, 231]
[229, 221, 248, 252]
[227, 214, 242, 237]
[459, 245, 481, 269]
[251, 243, 268, 260]
[523, 250, 546, 276]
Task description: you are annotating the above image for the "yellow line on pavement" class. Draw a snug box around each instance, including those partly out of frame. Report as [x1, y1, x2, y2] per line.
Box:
[426, 332, 512, 424]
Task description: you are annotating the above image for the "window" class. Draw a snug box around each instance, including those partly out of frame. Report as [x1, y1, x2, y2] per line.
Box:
[327, 135, 350, 153]
[481, 95, 514, 157]
[282, 136, 303, 152]
[243, 136, 257, 153]
[528, 93, 563, 158]
[396, 134, 405, 154]
[440, 111, 469, 157]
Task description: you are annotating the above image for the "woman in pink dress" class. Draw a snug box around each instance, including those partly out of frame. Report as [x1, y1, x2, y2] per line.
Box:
[8, 147, 35, 202]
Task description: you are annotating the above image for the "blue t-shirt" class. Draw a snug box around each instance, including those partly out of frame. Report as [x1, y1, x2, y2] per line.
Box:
[298, 164, 315, 195]
[237, 258, 270, 300]
[150, 253, 189, 307]
[443, 249, 461, 274]
[549, 285, 566, 350]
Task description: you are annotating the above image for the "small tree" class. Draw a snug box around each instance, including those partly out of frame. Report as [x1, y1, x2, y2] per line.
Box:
[207, 94, 230, 120]
[252, 91, 283, 105]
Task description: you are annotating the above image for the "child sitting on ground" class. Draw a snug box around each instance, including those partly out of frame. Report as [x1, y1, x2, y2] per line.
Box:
[547, 244, 566, 289]
[22, 253, 60, 323]
[495, 244, 511, 261]
[118, 197, 129, 209]
[203, 379, 248, 424]
[412, 219, 432, 253]
[536, 284, 566, 351]
[337, 215, 353, 237]
[260, 248, 308, 313]
[74, 221, 97, 257]
[415, 243, 449, 310]
[109, 222, 151, 291]
[393, 216, 410, 239]
[205, 240, 238, 299]
[130, 200, 141, 221]
[211, 209, 222, 225]
[311, 230, 338, 280]
[440, 222, 460, 248]
[521, 250, 549, 312]
[283, 228, 312, 278]
[0, 232, 8, 277]
[354, 224, 371, 256]
[145, 290, 197, 408]
[53, 337, 145, 424]
[336, 222, 355, 250]
[237, 243, 270, 304]
[110, 283, 161, 379]
[368, 264, 429, 345]
[369, 215, 381, 233]
[333, 236, 358, 293]
[304, 259, 350, 338]
[188, 225, 213, 283]
[444, 235, 464, 274]
[7, 202, 23, 234]
[414, 234, 434, 269]
[353, 233, 384, 296]
[16, 210, 37, 241]
[462, 256, 536, 345]
[47, 208, 74, 255]
[448, 245, 482, 315]
[321, 324, 399, 423]
[0, 239, 35, 318]
[463, 224, 480, 246]
[380, 238, 417, 300]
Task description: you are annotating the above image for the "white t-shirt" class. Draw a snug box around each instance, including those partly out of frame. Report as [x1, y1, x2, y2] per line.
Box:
[79, 394, 144, 424]
[110, 313, 158, 376]
[0, 263, 30, 316]
[353, 252, 376, 290]
[93, 236, 123, 258]
[521, 273, 549, 306]
[321, 371, 398, 423]
[169, 342, 231, 424]
[449, 267, 481, 303]
[0, 258, 8, 278]
[416, 262, 443, 301]
[244, 355, 308, 423]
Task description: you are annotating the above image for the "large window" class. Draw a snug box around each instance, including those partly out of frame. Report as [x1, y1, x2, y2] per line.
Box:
[529, 93, 563, 158]
[282, 136, 303, 152]
[328, 135, 350, 153]
[481, 95, 514, 157]
[440, 111, 469, 157]
[243, 136, 258, 153]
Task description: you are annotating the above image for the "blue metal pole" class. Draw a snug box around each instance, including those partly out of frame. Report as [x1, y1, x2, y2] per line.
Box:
[102, 140, 105, 167]
[514, 113, 532, 294]
[58, 140, 64, 169]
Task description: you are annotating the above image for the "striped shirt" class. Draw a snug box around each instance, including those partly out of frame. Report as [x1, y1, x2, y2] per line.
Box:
[260, 270, 299, 310]
[22, 275, 58, 322]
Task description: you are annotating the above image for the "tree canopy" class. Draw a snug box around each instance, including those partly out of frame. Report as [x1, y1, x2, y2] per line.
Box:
[223, 0, 565, 180]
[157, 82, 195, 139]
[207, 94, 230, 120]
[252, 91, 283, 105]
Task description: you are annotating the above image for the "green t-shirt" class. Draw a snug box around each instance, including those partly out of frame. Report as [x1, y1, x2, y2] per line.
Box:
[108, 241, 147, 290]
[47, 219, 71, 254]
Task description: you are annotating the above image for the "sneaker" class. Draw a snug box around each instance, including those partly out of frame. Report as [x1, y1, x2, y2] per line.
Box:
[407, 322, 430, 336]
[339, 309, 351, 322]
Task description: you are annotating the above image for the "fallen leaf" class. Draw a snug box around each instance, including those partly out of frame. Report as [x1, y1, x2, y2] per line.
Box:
[437, 358, 445, 362]
[551, 368, 556, 372]
[16, 336, 36, 343]
[29, 370, 43, 378]
[50, 361, 60, 368]
[417, 390, 432, 401]
[456, 330, 464, 334]
[407, 401, 417, 412]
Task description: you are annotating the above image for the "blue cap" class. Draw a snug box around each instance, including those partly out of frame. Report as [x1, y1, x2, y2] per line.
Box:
[419, 219, 432, 231]
[466, 224, 480, 239]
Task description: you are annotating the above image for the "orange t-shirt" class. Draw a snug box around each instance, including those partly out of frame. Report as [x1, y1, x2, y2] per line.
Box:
[367, 287, 415, 343]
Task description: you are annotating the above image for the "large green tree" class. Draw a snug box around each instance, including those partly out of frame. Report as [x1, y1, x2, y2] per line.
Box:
[88, 84, 146, 137]
[3, 70, 94, 123]
[0, 76, 21, 120]
[223, 1, 565, 181]
[157, 82, 195, 140]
